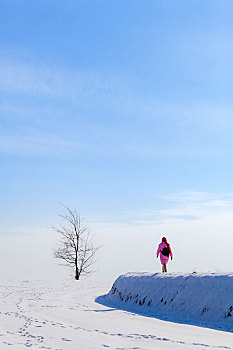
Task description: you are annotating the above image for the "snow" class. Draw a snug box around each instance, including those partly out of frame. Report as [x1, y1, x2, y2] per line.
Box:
[0, 278, 232, 349]
[104, 272, 233, 332]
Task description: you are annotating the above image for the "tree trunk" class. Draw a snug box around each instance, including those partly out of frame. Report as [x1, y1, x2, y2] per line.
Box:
[75, 257, 79, 280]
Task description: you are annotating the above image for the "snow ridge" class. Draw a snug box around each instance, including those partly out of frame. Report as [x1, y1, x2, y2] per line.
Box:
[105, 272, 233, 332]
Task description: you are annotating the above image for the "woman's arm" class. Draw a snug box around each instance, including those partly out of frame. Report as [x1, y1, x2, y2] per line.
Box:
[169, 246, 173, 258]
[156, 244, 161, 257]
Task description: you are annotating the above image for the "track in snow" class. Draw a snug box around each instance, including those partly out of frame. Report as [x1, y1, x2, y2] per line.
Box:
[0, 280, 232, 350]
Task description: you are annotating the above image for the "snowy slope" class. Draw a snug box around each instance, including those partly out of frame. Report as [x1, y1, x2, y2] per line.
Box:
[0, 279, 233, 349]
[103, 272, 233, 332]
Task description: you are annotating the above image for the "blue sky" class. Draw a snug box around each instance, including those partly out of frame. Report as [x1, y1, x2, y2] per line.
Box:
[1, 1, 233, 280]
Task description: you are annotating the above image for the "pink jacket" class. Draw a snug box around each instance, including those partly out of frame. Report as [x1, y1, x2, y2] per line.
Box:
[156, 242, 173, 264]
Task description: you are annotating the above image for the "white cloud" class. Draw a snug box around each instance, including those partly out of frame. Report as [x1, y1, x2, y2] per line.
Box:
[0, 58, 127, 104]
[91, 191, 233, 226]
[1, 53, 233, 160]
[91, 192, 233, 278]
[159, 191, 233, 211]
[1, 191, 233, 280]
[1, 55, 233, 131]
[0, 130, 88, 156]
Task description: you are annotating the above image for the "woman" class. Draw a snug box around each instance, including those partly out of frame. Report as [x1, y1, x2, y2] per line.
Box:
[157, 236, 173, 272]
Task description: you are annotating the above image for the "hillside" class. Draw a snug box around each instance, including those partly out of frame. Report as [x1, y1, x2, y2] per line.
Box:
[102, 272, 233, 333]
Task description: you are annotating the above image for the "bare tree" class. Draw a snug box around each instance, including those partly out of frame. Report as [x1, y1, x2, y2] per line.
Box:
[53, 206, 100, 280]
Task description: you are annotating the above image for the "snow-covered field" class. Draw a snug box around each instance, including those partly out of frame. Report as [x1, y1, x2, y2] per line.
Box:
[0, 278, 232, 350]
